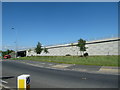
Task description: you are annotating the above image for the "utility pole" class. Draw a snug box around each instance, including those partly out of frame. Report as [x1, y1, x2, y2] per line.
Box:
[12, 27, 17, 58]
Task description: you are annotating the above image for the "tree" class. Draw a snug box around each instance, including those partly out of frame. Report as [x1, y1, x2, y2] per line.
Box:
[35, 42, 43, 54]
[43, 48, 49, 54]
[6, 49, 11, 54]
[77, 38, 87, 56]
[2, 49, 14, 57]
[28, 49, 32, 52]
[2, 51, 7, 57]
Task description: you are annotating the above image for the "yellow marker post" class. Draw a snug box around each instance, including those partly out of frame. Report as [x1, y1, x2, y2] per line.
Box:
[17, 74, 30, 90]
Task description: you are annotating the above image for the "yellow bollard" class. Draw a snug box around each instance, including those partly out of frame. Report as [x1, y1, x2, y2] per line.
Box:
[17, 74, 30, 90]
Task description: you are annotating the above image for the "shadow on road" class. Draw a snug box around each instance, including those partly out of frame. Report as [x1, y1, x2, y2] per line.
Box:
[0, 76, 15, 80]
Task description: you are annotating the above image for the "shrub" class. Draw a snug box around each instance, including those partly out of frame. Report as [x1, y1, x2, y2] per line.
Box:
[84, 52, 89, 57]
[65, 54, 71, 56]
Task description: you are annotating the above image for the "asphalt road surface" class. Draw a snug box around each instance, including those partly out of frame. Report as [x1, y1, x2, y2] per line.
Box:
[1, 60, 119, 88]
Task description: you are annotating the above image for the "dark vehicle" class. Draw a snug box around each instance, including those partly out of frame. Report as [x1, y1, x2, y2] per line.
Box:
[4, 55, 11, 59]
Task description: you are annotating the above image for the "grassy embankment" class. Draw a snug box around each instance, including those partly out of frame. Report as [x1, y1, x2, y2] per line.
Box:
[11, 55, 119, 66]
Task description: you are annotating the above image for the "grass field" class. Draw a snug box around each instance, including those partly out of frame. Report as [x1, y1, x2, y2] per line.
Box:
[11, 55, 119, 66]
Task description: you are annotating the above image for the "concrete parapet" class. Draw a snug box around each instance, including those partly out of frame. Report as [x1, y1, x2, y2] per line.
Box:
[26, 37, 119, 56]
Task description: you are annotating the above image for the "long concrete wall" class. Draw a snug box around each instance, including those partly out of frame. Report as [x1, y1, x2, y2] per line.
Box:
[26, 37, 119, 56]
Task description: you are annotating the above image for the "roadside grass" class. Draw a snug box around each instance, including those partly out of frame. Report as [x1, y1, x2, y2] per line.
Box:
[11, 55, 119, 66]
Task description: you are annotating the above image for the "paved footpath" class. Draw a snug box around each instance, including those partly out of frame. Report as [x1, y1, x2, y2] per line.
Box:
[4, 59, 119, 75]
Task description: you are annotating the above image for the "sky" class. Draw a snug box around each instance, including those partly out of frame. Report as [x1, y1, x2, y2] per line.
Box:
[2, 2, 118, 50]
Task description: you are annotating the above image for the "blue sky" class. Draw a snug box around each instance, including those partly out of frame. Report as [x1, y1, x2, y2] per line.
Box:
[2, 2, 118, 50]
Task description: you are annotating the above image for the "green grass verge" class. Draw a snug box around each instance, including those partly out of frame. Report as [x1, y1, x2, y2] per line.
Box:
[11, 55, 119, 66]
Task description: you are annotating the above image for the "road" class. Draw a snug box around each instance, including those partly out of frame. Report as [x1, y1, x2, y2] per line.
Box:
[1, 60, 119, 88]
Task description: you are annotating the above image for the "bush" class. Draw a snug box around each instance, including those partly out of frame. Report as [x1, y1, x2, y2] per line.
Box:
[65, 54, 71, 56]
[84, 52, 89, 57]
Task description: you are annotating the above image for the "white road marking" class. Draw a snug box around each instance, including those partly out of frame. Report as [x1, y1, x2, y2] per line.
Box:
[1, 80, 8, 84]
[0, 84, 11, 89]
